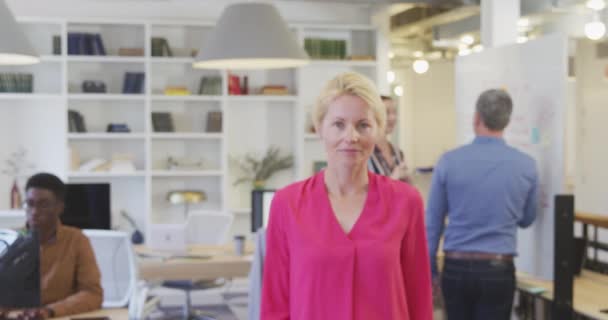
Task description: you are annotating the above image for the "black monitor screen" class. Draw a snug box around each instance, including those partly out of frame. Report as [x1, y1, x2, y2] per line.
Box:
[0, 231, 40, 308]
[251, 189, 275, 233]
[62, 183, 111, 230]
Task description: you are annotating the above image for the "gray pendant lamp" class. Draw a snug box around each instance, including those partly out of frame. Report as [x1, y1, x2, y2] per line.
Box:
[193, 2, 309, 69]
[0, 0, 39, 65]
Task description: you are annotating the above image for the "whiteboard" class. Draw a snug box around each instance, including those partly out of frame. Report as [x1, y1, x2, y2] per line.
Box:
[455, 33, 567, 280]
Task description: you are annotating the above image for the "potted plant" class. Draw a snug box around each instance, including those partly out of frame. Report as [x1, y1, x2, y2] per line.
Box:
[232, 146, 294, 189]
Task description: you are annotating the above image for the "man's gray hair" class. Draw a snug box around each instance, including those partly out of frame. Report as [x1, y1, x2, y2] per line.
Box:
[476, 89, 513, 131]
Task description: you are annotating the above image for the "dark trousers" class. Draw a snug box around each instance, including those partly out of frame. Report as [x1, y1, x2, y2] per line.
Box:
[441, 258, 516, 320]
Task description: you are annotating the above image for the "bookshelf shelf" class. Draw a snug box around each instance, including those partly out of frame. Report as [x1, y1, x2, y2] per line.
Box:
[68, 133, 146, 140]
[0, 94, 63, 100]
[150, 170, 224, 177]
[151, 95, 222, 102]
[304, 133, 320, 140]
[151, 133, 223, 140]
[67, 56, 146, 63]
[68, 171, 146, 179]
[68, 94, 145, 101]
[39, 55, 63, 62]
[308, 60, 377, 67]
[227, 95, 298, 103]
[151, 57, 195, 64]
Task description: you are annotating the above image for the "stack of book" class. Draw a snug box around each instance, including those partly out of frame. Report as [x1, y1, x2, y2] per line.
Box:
[198, 76, 222, 95]
[0, 73, 34, 93]
[118, 48, 144, 57]
[67, 32, 106, 55]
[228, 74, 241, 95]
[164, 86, 190, 95]
[304, 38, 347, 60]
[122, 72, 145, 94]
[151, 37, 173, 57]
[260, 85, 289, 95]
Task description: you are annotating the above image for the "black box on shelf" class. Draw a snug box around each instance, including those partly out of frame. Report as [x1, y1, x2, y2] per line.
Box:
[68, 110, 87, 133]
[122, 72, 145, 94]
[106, 123, 131, 133]
[82, 80, 106, 93]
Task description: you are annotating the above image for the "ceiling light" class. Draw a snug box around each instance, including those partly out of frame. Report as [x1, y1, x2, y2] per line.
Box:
[0, 0, 39, 65]
[387, 70, 395, 84]
[517, 36, 529, 44]
[393, 85, 403, 97]
[388, 51, 395, 59]
[585, 20, 606, 40]
[460, 34, 475, 45]
[194, 2, 308, 69]
[587, 0, 606, 11]
[413, 50, 423, 58]
[472, 44, 483, 53]
[412, 59, 429, 74]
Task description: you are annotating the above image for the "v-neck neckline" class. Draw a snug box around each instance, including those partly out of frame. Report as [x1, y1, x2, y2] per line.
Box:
[318, 170, 374, 239]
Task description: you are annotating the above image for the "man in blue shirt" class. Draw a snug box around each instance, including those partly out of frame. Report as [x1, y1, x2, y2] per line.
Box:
[426, 89, 538, 320]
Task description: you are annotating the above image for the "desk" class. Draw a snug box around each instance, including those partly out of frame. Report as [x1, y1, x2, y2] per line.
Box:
[136, 244, 253, 281]
[51, 308, 127, 320]
[517, 270, 608, 319]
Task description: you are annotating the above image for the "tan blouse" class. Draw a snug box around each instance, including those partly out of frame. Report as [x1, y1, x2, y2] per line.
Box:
[40, 224, 103, 317]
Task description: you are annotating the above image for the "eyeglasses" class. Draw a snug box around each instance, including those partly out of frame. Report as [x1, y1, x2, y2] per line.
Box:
[22, 200, 57, 211]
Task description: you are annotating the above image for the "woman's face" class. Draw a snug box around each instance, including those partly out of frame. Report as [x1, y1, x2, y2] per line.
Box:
[384, 99, 397, 135]
[319, 94, 378, 169]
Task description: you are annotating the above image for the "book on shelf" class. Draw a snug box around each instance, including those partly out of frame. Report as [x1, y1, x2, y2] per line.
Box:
[52, 35, 61, 55]
[348, 55, 375, 61]
[122, 72, 145, 94]
[151, 37, 173, 57]
[0, 73, 33, 93]
[68, 32, 106, 55]
[164, 86, 190, 95]
[118, 48, 144, 57]
[304, 38, 347, 60]
[106, 123, 131, 133]
[260, 85, 289, 95]
[151, 112, 174, 132]
[68, 110, 87, 133]
[228, 74, 241, 95]
[198, 76, 222, 95]
[205, 111, 222, 133]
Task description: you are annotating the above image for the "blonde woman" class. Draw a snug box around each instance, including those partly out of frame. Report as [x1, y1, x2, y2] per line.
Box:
[261, 72, 433, 319]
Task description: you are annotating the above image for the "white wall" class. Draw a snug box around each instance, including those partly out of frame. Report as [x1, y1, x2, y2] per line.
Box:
[398, 60, 457, 170]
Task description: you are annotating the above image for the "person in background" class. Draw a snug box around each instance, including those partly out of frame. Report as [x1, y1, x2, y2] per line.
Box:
[262, 72, 433, 320]
[14, 173, 103, 319]
[426, 89, 538, 320]
[368, 95, 410, 183]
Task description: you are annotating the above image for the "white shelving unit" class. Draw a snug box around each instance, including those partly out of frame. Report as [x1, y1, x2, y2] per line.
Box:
[1, 18, 383, 241]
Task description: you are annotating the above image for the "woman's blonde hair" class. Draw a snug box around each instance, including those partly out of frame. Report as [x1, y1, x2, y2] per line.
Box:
[312, 71, 386, 133]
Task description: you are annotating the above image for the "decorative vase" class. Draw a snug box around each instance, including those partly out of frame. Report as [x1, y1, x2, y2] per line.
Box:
[253, 179, 266, 190]
[10, 179, 22, 210]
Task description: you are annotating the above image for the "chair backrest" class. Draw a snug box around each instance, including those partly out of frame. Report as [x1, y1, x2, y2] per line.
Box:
[0, 229, 19, 255]
[83, 230, 137, 308]
[186, 210, 233, 245]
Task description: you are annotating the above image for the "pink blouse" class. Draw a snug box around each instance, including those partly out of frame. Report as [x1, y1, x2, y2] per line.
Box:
[261, 171, 433, 320]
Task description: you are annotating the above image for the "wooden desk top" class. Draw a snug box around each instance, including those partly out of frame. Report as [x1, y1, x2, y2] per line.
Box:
[135, 244, 253, 281]
[51, 308, 127, 320]
[576, 212, 608, 229]
[518, 270, 608, 320]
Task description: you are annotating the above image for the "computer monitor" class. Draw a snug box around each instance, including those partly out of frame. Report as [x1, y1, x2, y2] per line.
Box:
[0, 230, 40, 308]
[62, 183, 111, 230]
[251, 189, 275, 232]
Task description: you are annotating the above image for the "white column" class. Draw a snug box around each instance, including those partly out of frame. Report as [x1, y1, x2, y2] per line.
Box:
[481, 0, 519, 48]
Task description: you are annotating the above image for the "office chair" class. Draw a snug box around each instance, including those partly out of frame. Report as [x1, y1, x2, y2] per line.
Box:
[161, 211, 233, 320]
[83, 230, 137, 308]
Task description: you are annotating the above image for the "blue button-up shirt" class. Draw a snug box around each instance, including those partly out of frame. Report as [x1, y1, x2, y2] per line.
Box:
[426, 136, 538, 276]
